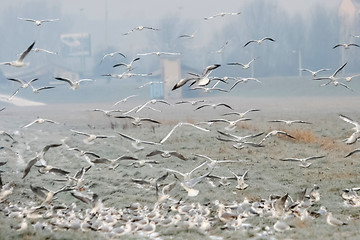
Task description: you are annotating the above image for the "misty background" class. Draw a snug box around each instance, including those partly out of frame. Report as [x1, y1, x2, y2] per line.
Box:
[0, 0, 358, 104]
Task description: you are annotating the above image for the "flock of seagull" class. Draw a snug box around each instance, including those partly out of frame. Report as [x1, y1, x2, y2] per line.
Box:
[0, 8, 360, 240]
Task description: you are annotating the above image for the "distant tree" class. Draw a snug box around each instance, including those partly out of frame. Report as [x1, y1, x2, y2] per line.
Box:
[304, 5, 340, 70]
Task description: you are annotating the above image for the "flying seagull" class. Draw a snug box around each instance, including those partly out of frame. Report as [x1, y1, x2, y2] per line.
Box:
[123, 26, 159, 35]
[333, 43, 360, 49]
[227, 58, 257, 69]
[18, 17, 59, 26]
[339, 114, 360, 144]
[0, 41, 35, 67]
[54, 77, 94, 90]
[100, 51, 126, 63]
[204, 12, 241, 20]
[172, 64, 221, 90]
[243, 37, 275, 47]
[300, 68, 330, 77]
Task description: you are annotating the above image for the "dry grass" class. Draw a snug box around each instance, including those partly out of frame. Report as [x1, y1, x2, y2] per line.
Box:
[284, 129, 349, 152]
[289, 129, 318, 143]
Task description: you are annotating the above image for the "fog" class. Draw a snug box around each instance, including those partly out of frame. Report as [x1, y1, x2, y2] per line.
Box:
[0, 0, 358, 104]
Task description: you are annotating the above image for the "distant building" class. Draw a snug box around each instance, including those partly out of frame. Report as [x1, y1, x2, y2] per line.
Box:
[148, 57, 203, 100]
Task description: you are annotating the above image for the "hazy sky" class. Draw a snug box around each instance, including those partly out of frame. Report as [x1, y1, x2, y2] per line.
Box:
[1, 0, 341, 20]
[0, 0, 348, 77]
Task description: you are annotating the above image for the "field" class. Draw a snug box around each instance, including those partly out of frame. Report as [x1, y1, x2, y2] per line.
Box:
[1, 93, 360, 239]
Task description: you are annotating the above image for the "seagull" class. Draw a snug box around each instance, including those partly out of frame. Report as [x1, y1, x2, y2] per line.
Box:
[176, 169, 212, 197]
[31, 48, 58, 55]
[22, 143, 62, 179]
[243, 37, 275, 47]
[164, 161, 207, 182]
[216, 130, 264, 143]
[204, 12, 241, 20]
[0, 131, 14, 141]
[258, 130, 295, 145]
[100, 51, 126, 63]
[172, 64, 221, 90]
[159, 122, 210, 144]
[207, 118, 251, 131]
[90, 155, 138, 170]
[22, 118, 59, 128]
[8, 87, 19, 100]
[29, 85, 55, 94]
[118, 132, 160, 150]
[114, 115, 160, 126]
[313, 63, 352, 90]
[227, 58, 257, 69]
[190, 85, 228, 93]
[300, 68, 330, 77]
[333, 43, 360, 49]
[195, 103, 233, 111]
[273, 221, 290, 232]
[313, 62, 347, 82]
[54, 77, 94, 90]
[345, 149, 360, 158]
[175, 99, 206, 105]
[193, 153, 241, 168]
[113, 57, 140, 71]
[206, 174, 236, 186]
[178, 32, 196, 39]
[326, 212, 348, 226]
[229, 78, 262, 91]
[212, 41, 229, 54]
[70, 129, 115, 144]
[123, 26, 159, 35]
[279, 155, 325, 168]
[135, 99, 170, 113]
[0, 41, 35, 67]
[36, 164, 70, 176]
[30, 184, 72, 205]
[222, 109, 260, 118]
[7, 77, 38, 89]
[128, 159, 160, 168]
[228, 169, 249, 190]
[102, 71, 134, 79]
[146, 150, 186, 160]
[66, 147, 100, 158]
[122, 104, 161, 115]
[137, 52, 181, 56]
[18, 17, 59, 26]
[156, 180, 176, 203]
[91, 109, 123, 117]
[137, 81, 163, 89]
[344, 74, 360, 82]
[268, 119, 312, 125]
[339, 114, 360, 144]
[111, 95, 138, 107]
